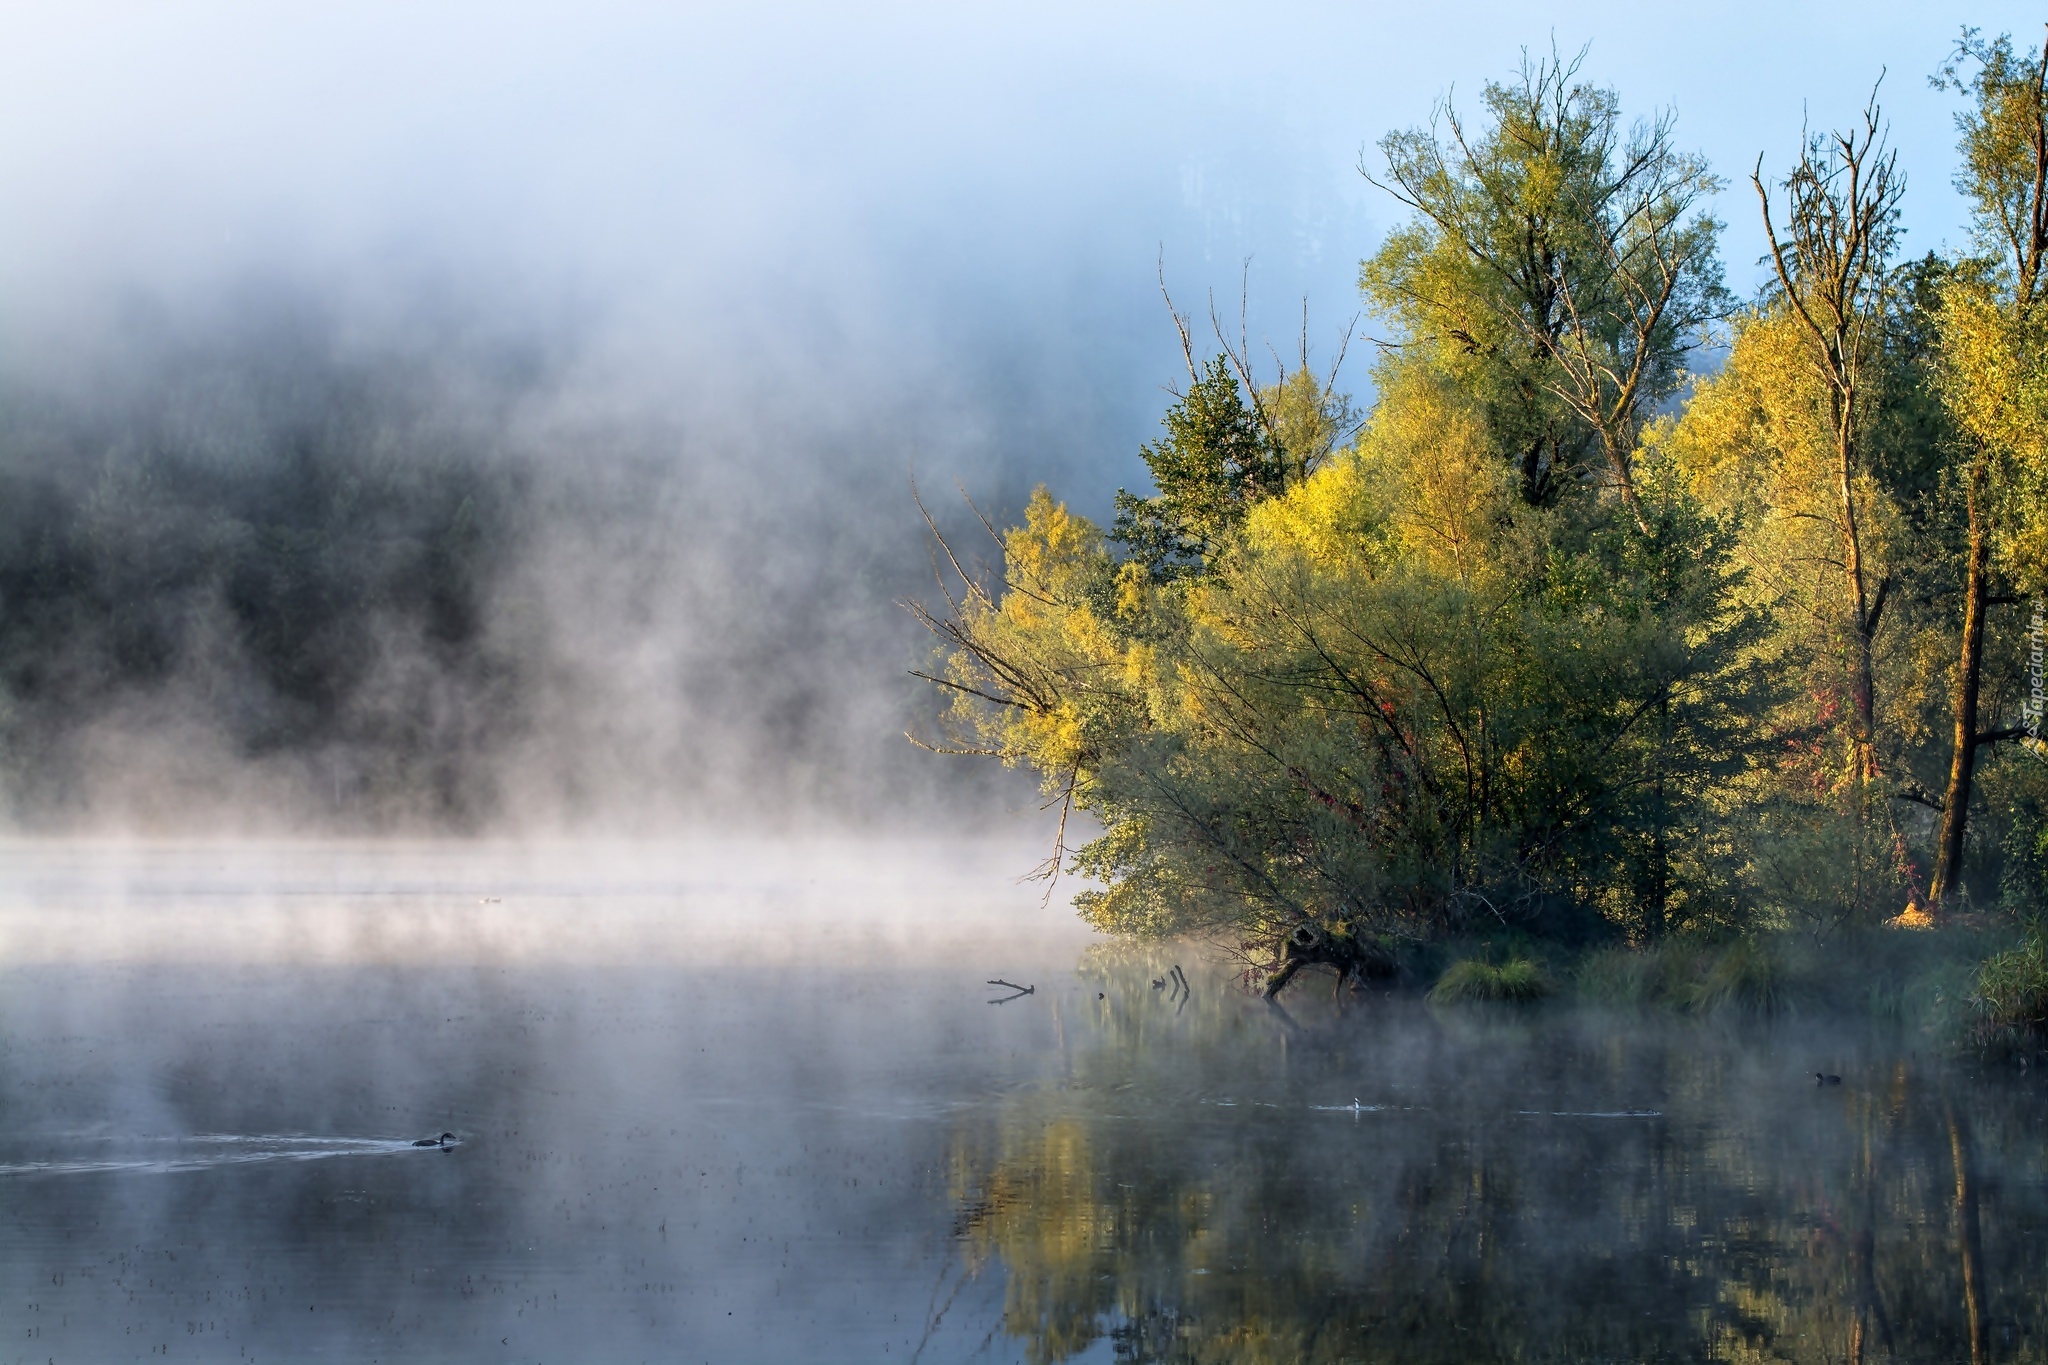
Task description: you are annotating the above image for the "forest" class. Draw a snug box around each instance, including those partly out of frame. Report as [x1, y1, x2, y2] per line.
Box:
[0, 321, 530, 825]
[914, 33, 2048, 1030]
[0, 306, 940, 831]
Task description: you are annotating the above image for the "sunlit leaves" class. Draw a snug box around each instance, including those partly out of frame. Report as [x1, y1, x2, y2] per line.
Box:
[1362, 49, 1727, 517]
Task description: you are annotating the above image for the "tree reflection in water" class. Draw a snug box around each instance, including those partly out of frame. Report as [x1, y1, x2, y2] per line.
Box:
[945, 955, 2048, 1363]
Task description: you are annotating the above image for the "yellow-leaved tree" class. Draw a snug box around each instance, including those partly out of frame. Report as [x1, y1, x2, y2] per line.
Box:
[1929, 30, 2048, 907]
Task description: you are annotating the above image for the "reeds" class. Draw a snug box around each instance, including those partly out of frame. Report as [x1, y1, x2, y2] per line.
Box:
[1574, 939, 1792, 1015]
[1688, 938, 1793, 1016]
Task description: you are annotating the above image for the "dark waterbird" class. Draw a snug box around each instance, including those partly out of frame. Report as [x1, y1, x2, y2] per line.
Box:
[1815, 1073, 1842, 1086]
[412, 1132, 457, 1147]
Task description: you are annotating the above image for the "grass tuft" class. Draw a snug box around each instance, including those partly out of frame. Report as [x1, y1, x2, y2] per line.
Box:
[1972, 932, 2048, 1047]
[1685, 938, 1794, 1016]
[1429, 956, 1553, 1005]
[1577, 943, 1692, 1007]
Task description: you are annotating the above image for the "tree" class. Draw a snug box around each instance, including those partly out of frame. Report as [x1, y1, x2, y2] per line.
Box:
[1644, 297, 1937, 930]
[912, 45, 2048, 981]
[914, 353, 1763, 978]
[1363, 47, 1726, 527]
[911, 56, 1763, 980]
[1929, 29, 2048, 906]
[1110, 357, 1287, 583]
[1752, 91, 1905, 796]
[1112, 283, 1358, 585]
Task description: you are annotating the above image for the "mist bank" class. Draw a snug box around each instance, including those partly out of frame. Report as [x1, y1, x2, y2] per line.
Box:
[0, 837, 1087, 966]
[0, 292, 1058, 835]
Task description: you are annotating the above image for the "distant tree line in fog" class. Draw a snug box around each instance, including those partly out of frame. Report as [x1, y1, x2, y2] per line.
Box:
[0, 330, 526, 824]
[0, 307, 980, 831]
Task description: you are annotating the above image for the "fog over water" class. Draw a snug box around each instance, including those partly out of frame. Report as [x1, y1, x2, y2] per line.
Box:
[0, 1, 2034, 831]
[5, 845, 2047, 1362]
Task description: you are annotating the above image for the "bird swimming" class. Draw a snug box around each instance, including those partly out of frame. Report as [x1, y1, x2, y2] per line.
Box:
[1815, 1073, 1842, 1086]
[412, 1132, 457, 1147]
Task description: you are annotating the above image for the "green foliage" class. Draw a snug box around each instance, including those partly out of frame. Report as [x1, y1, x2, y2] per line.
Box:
[1936, 259, 2048, 596]
[1973, 927, 2048, 1039]
[1687, 937, 1794, 1016]
[1939, 28, 2048, 286]
[1428, 955, 1552, 1004]
[1574, 929, 2006, 1034]
[923, 374, 1770, 957]
[1362, 49, 1725, 510]
[1571, 940, 1789, 1014]
[911, 42, 2048, 991]
[1575, 942, 1697, 1008]
[1984, 749, 2048, 914]
[1110, 357, 1280, 582]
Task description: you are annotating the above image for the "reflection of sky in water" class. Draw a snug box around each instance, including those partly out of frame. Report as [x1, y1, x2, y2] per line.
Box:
[2, 844, 2045, 1361]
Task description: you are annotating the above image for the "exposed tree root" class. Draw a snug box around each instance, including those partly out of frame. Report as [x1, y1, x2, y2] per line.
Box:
[1260, 923, 1398, 999]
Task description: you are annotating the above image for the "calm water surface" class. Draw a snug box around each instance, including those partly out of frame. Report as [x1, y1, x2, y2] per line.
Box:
[1, 843, 2044, 1363]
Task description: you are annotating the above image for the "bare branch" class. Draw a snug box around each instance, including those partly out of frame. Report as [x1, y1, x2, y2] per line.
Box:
[1158, 250, 1198, 384]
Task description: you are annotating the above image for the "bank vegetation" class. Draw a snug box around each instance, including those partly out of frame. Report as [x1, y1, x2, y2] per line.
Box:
[911, 33, 2048, 1034]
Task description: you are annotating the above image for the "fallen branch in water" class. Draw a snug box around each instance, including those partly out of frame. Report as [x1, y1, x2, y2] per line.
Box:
[986, 979, 1036, 1004]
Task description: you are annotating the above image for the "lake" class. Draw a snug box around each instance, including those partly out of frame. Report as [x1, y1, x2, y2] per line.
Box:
[0, 841, 2041, 1363]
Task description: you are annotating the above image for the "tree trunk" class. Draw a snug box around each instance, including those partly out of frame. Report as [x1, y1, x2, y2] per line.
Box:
[1645, 693, 1670, 939]
[1599, 425, 1651, 535]
[1932, 456, 1991, 908]
[1837, 400, 1879, 788]
[1518, 438, 1550, 507]
[1261, 925, 1397, 999]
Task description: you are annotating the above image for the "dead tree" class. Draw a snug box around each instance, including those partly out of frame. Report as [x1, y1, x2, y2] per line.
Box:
[1753, 89, 1904, 793]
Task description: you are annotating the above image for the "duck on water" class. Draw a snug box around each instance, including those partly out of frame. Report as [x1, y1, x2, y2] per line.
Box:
[412, 1132, 457, 1148]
